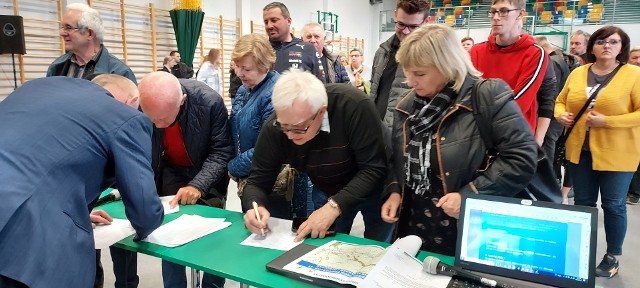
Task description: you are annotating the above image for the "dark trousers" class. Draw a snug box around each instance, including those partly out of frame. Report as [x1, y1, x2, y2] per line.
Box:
[0, 275, 28, 288]
[95, 247, 139, 288]
[569, 151, 633, 255]
[160, 165, 226, 288]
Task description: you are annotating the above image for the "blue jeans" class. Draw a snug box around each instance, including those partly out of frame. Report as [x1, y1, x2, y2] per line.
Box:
[311, 186, 395, 243]
[162, 260, 224, 288]
[569, 151, 632, 255]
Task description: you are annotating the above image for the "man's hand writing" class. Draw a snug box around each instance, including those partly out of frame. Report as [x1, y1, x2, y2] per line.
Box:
[243, 206, 271, 235]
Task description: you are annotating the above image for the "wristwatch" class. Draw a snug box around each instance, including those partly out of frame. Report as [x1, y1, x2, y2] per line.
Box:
[328, 197, 341, 215]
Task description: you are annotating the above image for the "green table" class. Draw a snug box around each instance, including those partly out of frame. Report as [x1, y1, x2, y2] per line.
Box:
[99, 201, 454, 288]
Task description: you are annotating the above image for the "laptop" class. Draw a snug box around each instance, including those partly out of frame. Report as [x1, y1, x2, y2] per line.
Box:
[450, 194, 598, 288]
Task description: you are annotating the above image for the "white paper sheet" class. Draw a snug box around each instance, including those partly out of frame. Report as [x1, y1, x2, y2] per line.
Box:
[159, 196, 179, 215]
[143, 214, 231, 247]
[240, 217, 301, 251]
[93, 218, 136, 249]
[358, 246, 452, 288]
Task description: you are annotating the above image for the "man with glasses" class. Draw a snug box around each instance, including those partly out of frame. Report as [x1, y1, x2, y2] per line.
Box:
[345, 48, 372, 93]
[370, 0, 429, 128]
[470, 0, 548, 134]
[242, 70, 388, 242]
[47, 3, 135, 83]
[46, 4, 138, 288]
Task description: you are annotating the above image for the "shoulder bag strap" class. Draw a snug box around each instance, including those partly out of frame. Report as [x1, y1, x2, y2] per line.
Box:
[562, 64, 623, 138]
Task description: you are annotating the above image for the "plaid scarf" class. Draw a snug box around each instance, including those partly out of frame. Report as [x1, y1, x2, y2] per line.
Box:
[405, 85, 456, 195]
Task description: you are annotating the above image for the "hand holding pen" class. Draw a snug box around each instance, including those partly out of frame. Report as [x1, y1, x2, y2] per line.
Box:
[243, 201, 270, 236]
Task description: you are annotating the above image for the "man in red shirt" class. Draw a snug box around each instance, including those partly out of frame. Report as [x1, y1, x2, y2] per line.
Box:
[138, 71, 233, 288]
[470, 0, 548, 134]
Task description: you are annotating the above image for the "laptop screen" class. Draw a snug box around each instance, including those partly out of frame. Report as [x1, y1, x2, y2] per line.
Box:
[456, 194, 597, 288]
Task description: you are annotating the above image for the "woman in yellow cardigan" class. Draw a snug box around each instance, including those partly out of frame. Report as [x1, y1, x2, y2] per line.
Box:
[555, 26, 640, 279]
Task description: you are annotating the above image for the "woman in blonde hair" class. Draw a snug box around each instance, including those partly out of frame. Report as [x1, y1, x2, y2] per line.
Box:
[197, 48, 223, 94]
[381, 24, 537, 255]
[227, 34, 310, 218]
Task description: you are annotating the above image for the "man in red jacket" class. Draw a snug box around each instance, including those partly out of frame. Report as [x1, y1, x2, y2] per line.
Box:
[470, 0, 548, 133]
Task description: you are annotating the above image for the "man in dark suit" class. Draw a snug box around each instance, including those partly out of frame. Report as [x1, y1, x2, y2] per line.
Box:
[0, 76, 164, 288]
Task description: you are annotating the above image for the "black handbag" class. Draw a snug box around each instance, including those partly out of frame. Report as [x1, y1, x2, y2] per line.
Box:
[554, 64, 622, 167]
[471, 79, 562, 203]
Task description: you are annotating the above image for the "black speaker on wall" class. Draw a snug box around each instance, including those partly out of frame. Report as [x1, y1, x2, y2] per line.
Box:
[0, 15, 26, 55]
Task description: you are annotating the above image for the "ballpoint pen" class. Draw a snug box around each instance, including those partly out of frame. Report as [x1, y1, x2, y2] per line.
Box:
[252, 201, 266, 236]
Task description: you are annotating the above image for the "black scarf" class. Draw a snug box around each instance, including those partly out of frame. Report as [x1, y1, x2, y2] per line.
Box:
[405, 85, 456, 195]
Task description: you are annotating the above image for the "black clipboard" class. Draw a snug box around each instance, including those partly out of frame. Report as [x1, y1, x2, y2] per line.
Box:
[266, 243, 354, 288]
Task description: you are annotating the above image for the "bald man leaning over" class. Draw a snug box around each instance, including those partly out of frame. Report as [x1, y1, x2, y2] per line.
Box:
[138, 72, 233, 288]
[0, 75, 164, 288]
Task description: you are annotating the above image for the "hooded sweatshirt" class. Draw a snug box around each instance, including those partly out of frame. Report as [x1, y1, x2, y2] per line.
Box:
[270, 35, 324, 82]
[470, 33, 548, 131]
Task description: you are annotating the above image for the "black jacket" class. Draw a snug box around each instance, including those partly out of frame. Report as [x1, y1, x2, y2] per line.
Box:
[386, 75, 538, 199]
[171, 62, 194, 79]
[151, 79, 233, 197]
[271, 35, 324, 81]
[242, 84, 387, 213]
[537, 54, 557, 119]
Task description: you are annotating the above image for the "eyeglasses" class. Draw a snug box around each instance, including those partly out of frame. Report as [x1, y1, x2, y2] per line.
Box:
[487, 8, 519, 18]
[349, 54, 362, 58]
[594, 39, 621, 46]
[273, 110, 320, 134]
[59, 25, 83, 32]
[394, 21, 422, 32]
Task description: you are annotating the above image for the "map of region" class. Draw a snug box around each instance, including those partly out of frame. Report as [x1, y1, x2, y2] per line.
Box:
[284, 240, 387, 286]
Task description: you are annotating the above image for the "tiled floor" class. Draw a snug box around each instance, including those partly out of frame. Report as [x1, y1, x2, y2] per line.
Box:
[101, 182, 639, 288]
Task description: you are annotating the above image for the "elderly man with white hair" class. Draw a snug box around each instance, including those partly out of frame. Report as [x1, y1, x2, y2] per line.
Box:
[47, 3, 136, 83]
[301, 22, 350, 84]
[242, 69, 393, 242]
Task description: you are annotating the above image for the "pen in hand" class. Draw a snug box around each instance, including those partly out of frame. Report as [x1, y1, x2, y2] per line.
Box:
[252, 201, 266, 236]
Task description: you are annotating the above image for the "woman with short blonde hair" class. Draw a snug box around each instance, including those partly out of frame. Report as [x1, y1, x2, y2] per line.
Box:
[228, 34, 309, 218]
[231, 33, 276, 74]
[382, 24, 538, 256]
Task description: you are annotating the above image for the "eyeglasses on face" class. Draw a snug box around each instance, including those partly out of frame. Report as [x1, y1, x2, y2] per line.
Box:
[59, 25, 83, 32]
[487, 8, 518, 18]
[594, 39, 621, 46]
[394, 21, 422, 32]
[273, 110, 320, 134]
[350, 54, 362, 58]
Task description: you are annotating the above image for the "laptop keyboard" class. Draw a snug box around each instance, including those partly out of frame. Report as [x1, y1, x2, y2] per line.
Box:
[448, 277, 521, 288]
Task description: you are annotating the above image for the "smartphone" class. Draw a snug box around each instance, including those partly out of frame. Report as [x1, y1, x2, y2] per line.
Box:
[291, 216, 336, 235]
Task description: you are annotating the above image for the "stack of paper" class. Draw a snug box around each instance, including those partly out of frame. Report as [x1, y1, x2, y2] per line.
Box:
[143, 214, 231, 247]
[159, 196, 180, 215]
[358, 245, 452, 288]
[240, 217, 302, 251]
[93, 218, 136, 249]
